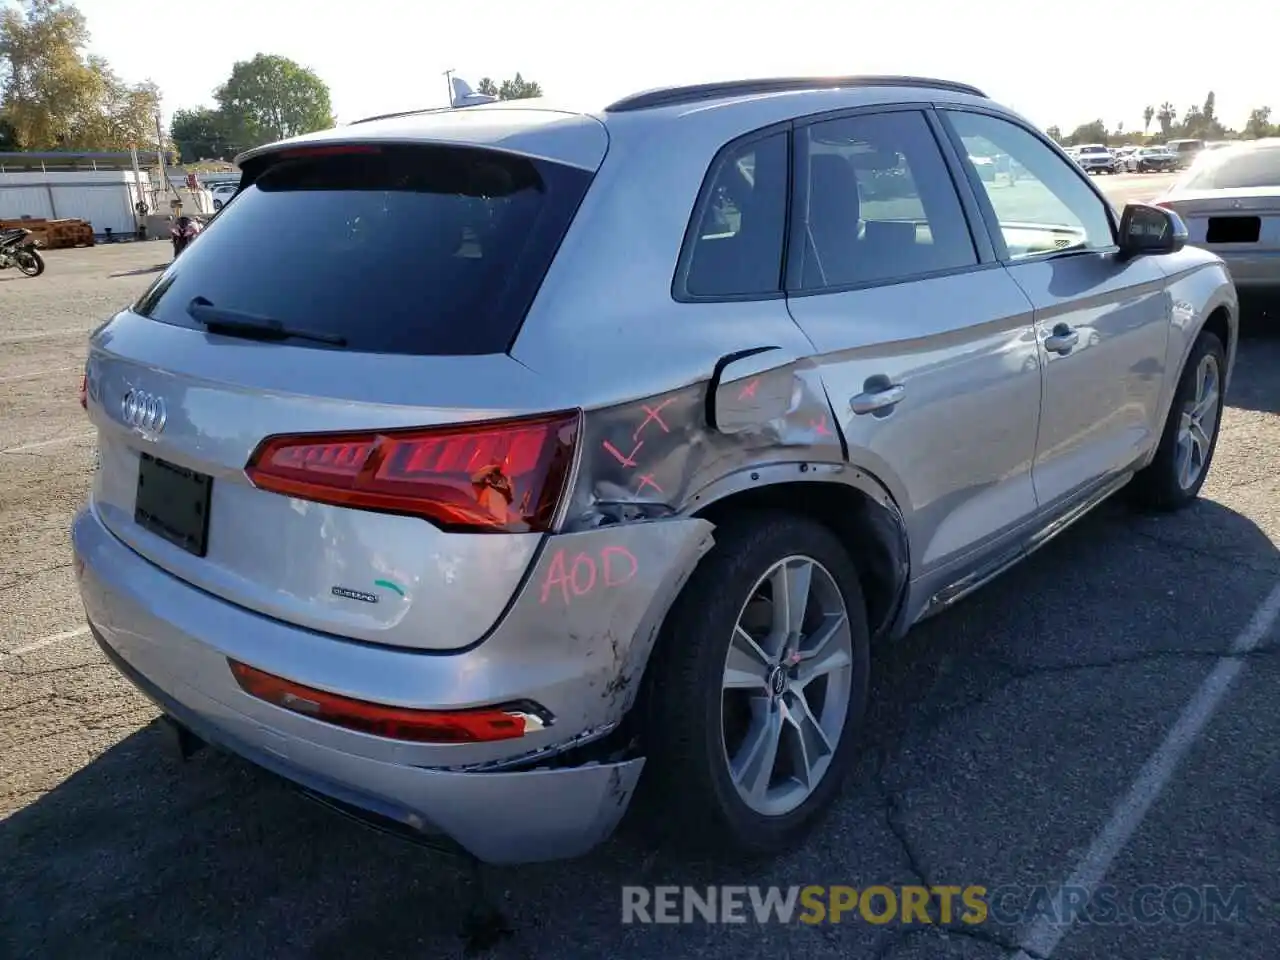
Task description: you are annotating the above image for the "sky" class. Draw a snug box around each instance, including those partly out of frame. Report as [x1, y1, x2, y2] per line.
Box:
[72, 0, 1276, 135]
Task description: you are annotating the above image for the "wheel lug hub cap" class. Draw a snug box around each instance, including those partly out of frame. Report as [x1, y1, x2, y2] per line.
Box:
[768, 666, 787, 698]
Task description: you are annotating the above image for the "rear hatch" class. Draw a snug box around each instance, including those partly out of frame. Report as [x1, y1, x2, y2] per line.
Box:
[1159, 188, 1280, 249]
[84, 125, 601, 651]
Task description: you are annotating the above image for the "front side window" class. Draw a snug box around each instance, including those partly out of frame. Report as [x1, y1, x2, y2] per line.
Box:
[945, 111, 1115, 260]
[792, 110, 977, 291]
[682, 131, 788, 298]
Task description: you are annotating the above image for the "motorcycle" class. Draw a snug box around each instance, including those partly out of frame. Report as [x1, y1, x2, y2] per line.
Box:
[0, 227, 45, 278]
[171, 216, 203, 258]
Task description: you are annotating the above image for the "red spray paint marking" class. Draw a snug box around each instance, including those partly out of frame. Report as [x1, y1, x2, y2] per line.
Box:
[810, 415, 833, 437]
[539, 545, 639, 604]
[633, 398, 675, 441]
[737, 378, 761, 401]
[602, 439, 643, 468]
[636, 473, 664, 495]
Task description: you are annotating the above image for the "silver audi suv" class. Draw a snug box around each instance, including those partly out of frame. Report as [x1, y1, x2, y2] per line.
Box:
[73, 76, 1238, 865]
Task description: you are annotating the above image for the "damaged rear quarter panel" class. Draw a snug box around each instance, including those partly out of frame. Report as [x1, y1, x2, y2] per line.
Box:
[562, 352, 847, 529]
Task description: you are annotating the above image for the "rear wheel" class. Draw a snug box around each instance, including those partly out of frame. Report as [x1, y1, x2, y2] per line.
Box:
[639, 511, 870, 856]
[1128, 330, 1226, 510]
[16, 248, 43, 277]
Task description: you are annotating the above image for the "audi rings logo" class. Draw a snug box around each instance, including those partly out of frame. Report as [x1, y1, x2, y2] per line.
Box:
[120, 389, 168, 435]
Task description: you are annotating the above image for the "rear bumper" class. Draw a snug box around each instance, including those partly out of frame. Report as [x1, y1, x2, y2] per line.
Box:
[73, 503, 714, 863]
[1214, 250, 1280, 292]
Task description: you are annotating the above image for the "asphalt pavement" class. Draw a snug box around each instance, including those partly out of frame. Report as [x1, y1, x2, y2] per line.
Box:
[2, 174, 1277, 960]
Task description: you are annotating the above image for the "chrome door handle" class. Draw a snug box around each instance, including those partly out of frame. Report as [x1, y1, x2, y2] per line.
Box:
[851, 382, 906, 415]
[1044, 323, 1079, 354]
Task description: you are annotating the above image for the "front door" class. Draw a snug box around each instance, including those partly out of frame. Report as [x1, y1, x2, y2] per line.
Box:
[781, 107, 1044, 581]
[940, 109, 1171, 509]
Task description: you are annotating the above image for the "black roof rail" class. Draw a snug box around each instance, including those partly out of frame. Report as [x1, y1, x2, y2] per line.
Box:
[604, 76, 987, 113]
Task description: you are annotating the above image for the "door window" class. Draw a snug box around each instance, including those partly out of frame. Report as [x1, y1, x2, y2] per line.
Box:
[682, 131, 789, 298]
[791, 110, 978, 291]
[944, 111, 1115, 260]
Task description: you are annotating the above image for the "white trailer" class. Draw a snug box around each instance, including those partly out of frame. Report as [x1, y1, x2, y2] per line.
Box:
[0, 168, 151, 236]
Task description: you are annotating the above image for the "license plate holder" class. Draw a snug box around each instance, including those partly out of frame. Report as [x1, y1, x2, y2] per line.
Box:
[135, 453, 213, 557]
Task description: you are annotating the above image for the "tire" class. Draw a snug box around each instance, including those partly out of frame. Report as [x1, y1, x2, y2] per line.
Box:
[16, 248, 44, 277]
[1128, 330, 1227, 511]
[638, 510, 871, 857]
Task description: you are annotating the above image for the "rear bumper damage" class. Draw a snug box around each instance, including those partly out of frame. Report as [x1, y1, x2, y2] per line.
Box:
[73, 504, 714, 864]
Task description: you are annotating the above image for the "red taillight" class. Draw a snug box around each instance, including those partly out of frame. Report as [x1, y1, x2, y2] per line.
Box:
[228, 660, 549, 743]
[78, 373, 87, 409]
[244, 411, 579, 533]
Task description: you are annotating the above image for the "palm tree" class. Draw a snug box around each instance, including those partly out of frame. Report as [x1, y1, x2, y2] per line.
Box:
[1142, 105, 1154, 134]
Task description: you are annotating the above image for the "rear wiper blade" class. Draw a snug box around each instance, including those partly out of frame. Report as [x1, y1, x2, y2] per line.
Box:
[186, 296, 346, 346]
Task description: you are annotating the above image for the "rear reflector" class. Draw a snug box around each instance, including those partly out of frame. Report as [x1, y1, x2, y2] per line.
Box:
[244, 411, 579, 533]
[228, 660, 550, 743]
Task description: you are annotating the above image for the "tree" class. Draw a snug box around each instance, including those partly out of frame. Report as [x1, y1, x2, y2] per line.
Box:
[0, 114, 17, 149]
[498, 72, 541, 100]
[171, 106, 234, 162]
[1067, 119, 1108, 146]
[1244, 106, 1273, 140]
[0, 0, 161, 151]
[1142, 105, 1154, 134]
[214, 53, 333, 148]
[476, 77, 498, 97]
[1044, 124, 1063, 144]
[1157, 102, 1176, 138]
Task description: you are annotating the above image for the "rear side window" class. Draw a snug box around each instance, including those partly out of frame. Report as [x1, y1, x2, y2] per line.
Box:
[134, 144, 592, 355]
[793, 111, 978, 290]
[680, 131, 789, 299]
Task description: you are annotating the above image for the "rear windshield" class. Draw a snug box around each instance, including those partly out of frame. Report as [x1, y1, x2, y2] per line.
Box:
[134, 144, 592, 355]
[1181, 147, 1280, 190]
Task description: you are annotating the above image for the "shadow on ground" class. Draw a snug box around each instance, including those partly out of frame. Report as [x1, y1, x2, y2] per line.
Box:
[3, 496, 1277, 960]
[108, 264, 169, 278]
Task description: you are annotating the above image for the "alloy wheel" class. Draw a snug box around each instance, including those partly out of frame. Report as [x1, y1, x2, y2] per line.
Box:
[1175, 351, 1221, 490]
[720, 555, 854, 817]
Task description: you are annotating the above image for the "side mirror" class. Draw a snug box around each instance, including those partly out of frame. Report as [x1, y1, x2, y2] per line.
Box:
[1117, 202, 1187, 257]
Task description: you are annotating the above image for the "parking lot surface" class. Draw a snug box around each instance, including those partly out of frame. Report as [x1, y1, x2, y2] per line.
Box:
[3, 172, 1278, 960]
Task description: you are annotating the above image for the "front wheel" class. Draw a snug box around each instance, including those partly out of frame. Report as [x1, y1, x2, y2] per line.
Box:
[16, 248, 44, 277]
[1128, 330, 1226, 510]
[639, 511, 870, 857]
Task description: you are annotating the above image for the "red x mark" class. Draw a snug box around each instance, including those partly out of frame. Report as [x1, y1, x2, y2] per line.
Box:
[603, 439, 644, 468]
[737, 378, 761, 401]
[633, 398, 675, 441]
[637, 473, 664, 495]
[810, 416, 833, 437]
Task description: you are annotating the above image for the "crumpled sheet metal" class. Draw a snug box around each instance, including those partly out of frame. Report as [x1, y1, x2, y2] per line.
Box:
[563, 352, 846, 529]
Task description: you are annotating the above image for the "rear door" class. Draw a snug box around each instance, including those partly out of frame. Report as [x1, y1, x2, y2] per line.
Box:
[782, 106, 1044, 581]
[940, 108, 1171, 510]
[84, 138, 598, 651]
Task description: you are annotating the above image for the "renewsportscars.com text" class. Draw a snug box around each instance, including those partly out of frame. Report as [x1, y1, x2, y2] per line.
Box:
[621, 884, 1248, 926]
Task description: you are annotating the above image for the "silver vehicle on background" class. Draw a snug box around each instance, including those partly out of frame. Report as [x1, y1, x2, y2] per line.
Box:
[1156, 138, 1280, 296]
[74, 75, 1238, 866]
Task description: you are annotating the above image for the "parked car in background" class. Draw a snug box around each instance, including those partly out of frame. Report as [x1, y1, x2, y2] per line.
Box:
[1126, 146, 1179, 173]
[1166, 138, 1205, 169]
[1075, 143, 1118, 174]
[74, 74, 1238, 866]
[1156, 137, 1280, 296]
[969, 153, 997, 181]
[210, 183, 238, 211]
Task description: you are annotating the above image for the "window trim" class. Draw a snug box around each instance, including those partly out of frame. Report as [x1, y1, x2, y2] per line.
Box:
[670, 120, 794, 304]
[783, 103, 997, 298]
[935, 105, 1122, 265]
